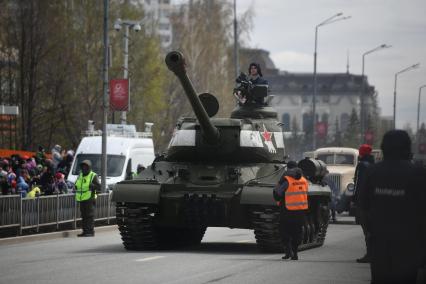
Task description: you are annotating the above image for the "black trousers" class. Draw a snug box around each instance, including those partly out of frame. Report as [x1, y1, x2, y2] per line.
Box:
[280, 209, 306, 255]
[370, 237, 423, 284]
[359, 210, 371, 257]
[79, 199, 95, 234]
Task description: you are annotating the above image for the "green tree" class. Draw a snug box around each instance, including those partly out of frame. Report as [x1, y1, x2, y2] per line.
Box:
[285, 117, 305, 160]
[0, 1, 167, 151]
[330, 117, 342, 147]
[367, 91, 380, 147]
[343, 108, 360, 148]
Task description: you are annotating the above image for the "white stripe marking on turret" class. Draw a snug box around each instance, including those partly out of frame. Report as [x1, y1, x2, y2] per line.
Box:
[240, 130, 263, 147]
[273, 132, 284, 149]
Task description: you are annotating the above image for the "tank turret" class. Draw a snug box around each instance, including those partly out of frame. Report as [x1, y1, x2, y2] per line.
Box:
[165, 51, 219, 143]
[165, 51, 285, 163]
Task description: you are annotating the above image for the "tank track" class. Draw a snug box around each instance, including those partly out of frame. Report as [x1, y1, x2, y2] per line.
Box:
[250, 201, 329, 253]
[116, 202, 206, 250]
[251, 207, 284, 252]
[116, 202, 160, 250]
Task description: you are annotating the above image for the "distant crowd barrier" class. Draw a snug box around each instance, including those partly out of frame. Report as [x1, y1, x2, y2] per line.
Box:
[0, 193, 115, 235]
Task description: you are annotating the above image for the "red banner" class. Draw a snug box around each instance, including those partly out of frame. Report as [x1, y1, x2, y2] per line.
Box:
[364, 130, 374, 145]
[109, 79, 129, 111]
[419, 143, 426, 154]
[316, 122, 328, 138]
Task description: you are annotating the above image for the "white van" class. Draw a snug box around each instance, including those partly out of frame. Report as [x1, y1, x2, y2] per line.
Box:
[68, 124, 155, 190]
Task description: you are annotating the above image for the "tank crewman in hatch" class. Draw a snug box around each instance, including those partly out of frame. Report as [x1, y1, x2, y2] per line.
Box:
[273, 161, 309, 260]
[248, 62, 268, 105]
[359, 130, 426, 283]
[353, 143, 375, 263]
[75, 160, 100, 237]
[234, 62, 269, 105]
[248, 62, 268, 86]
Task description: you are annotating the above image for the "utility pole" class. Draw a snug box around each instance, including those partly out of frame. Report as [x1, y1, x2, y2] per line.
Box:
[393, 63, 420, 129]
[233, 0, 239, 79]
[114, 19, 143, 125]
[101, 0, 109, 192]
[312, 13, 350, 150]
[360, 44, 391, 143]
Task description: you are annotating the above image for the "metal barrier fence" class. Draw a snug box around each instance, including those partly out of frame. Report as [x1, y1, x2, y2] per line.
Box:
[0, 193, 115, 234]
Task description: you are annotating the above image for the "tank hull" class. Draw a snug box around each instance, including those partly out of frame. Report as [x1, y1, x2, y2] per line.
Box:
[113, 162, 330, 252]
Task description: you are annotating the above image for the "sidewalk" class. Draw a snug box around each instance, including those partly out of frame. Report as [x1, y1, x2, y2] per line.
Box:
[0, 225, 117, 246]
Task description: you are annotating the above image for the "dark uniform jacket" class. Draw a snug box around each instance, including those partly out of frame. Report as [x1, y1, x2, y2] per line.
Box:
[359, 160, 426, 262]
[250, 76, 268, 85]
[353, 154, 374, 208]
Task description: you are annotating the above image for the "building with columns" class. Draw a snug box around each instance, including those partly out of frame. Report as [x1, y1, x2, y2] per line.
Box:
[241, 48, 376, 139]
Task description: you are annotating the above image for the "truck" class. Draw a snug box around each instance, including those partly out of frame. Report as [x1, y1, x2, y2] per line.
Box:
[68, 123, 155, 190]
[309, 147, 358, 215]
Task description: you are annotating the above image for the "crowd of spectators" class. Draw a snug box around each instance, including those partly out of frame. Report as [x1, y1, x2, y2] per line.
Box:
[0, 145, 75, 198]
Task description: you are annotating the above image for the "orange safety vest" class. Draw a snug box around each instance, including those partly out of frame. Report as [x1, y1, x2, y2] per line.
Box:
[284, 176, 309, 211]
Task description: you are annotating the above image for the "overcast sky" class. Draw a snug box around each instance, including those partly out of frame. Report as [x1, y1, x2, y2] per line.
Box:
[234, 0, 426, 130]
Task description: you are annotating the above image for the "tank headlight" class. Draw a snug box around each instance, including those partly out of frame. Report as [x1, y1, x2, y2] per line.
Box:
[346, 183, 355, 192]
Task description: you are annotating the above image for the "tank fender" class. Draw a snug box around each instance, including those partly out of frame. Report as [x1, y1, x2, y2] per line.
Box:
[240, 185, 276, 206]
[111, 183, 160, 204]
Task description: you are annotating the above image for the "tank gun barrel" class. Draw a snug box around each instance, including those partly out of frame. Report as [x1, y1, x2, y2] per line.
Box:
[165, 51, 220, 143]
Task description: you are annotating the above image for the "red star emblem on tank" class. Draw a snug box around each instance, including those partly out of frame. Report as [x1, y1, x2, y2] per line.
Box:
[261, 127, 272, 142]
[261, 124, 276, 153]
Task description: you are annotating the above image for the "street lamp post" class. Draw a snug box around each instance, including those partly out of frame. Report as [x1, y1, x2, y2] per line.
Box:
[101, 0, 109, 192]
[417, 85, 426, 134]
[233, 0, 239, 79]
[393, 63, 420, 129]
[114, 18, 143, 125]
[312, 13, 350, 150]
[360, 44, 391, 143]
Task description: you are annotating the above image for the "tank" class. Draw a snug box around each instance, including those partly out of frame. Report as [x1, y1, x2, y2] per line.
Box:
[112, 51, 331, 252]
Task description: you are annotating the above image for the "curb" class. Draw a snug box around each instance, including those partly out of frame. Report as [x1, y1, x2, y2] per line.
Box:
[0, 225, 118, 246]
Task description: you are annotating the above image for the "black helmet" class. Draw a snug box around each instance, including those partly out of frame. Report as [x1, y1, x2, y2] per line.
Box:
[381, 130, 412, 160]
[248, 62, 263, 77]
[287, 160, 298, 169]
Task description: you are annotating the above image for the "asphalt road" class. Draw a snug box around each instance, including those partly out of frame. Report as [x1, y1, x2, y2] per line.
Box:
[0, 216, 370, 284]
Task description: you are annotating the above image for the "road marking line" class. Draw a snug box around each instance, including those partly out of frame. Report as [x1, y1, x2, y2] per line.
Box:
[135, 256, 165, 262]
[235, 240, 252, 243]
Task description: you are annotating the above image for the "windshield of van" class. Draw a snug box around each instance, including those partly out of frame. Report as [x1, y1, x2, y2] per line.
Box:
[71, 154, 126, 177]
[317, 153, 355, 165]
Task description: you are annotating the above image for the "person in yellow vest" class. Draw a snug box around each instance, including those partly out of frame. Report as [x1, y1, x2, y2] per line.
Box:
[273, 160, 309, 260]
[27, 185, 41, 198]
[75, 160, 100, 237]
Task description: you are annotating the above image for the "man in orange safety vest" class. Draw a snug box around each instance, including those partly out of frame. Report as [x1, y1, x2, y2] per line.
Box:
[273, 161, 309, 260]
